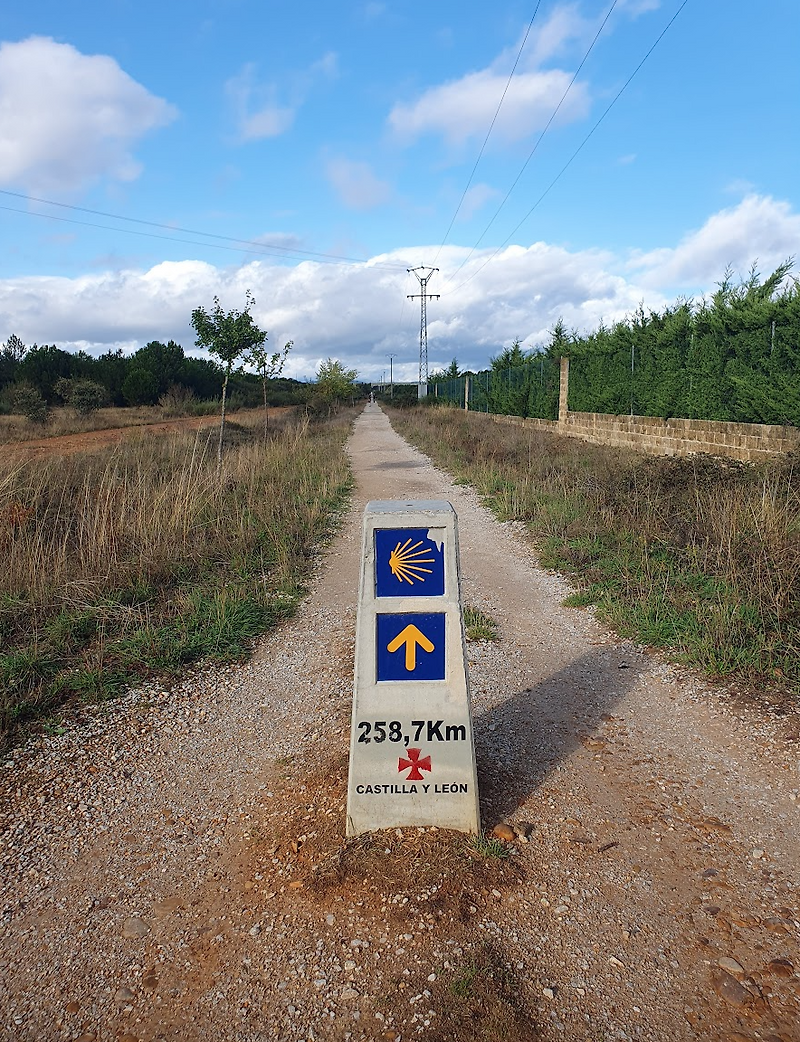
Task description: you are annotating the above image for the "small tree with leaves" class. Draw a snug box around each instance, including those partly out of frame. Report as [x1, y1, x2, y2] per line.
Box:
[245, 339, 292, 438]
[315, 358, 358, 412]
[191, 291, 267, 467]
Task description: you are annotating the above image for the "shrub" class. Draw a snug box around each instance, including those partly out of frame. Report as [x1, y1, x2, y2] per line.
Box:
[122, 367, 159, 406]
[54, 377, 108, 415]
[8, 383, 48, 424]
[158, 383, 196, 416]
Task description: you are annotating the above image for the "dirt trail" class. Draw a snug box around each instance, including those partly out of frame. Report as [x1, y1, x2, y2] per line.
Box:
[3, 408, 291, 460]
[1, 403, 798, 1042]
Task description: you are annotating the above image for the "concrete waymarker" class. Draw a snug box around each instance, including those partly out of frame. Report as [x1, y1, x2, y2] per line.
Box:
[346, 500, 481, 836]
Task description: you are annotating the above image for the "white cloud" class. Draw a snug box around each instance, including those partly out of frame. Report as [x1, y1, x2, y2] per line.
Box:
[1, 195, 797, 381]
[389, 67, 589, 147]
[241, 105, 295, 141]
[631, 194, 800, 292]
[325, 157, 392, 210]
[0, 245, 645, 379]
[227, 52, 338, 143]
[225, 65, 295, 141]
[725, 178, 756, 196]
[457, 183, 500, 221]
[389, 5, 593, 147]
[0, 36, 177, 193]
[616, 0, 661, 15]
[310, 52, 338, 79]
[523, 3, 591, 67]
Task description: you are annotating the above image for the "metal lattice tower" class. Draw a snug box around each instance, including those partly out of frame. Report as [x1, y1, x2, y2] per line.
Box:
[407, 266, 440, 398]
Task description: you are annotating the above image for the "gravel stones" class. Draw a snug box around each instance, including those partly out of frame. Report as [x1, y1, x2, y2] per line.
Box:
[1, 404, 799, 1042]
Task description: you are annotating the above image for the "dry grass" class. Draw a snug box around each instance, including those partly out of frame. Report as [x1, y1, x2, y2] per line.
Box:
[392, 407, 800, 702]
[0, 410, 354, 747]
[0, 404, 273, 443]
[0, 404, 165, 442]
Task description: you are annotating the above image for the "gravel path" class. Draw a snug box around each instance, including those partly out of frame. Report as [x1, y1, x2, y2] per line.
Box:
[1, 403, 798, 1042]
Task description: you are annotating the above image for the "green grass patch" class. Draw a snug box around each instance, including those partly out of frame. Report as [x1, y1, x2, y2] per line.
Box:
[563, 588, 603, 608]
[464, 605, 500, 642]
[469, 833, 510, 859]
[449, 964, 479, 998]
[390, 406, 800, 702]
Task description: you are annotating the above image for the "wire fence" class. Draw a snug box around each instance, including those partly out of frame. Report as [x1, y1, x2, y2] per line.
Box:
[431, 321, 800, 427]
[431, 356, 560, 420]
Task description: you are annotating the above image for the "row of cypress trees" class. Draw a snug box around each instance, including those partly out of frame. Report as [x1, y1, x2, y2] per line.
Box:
[433, 262, 800, 426]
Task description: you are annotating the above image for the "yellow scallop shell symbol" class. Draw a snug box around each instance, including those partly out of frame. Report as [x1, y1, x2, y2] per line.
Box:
[388, 538, 436, 584]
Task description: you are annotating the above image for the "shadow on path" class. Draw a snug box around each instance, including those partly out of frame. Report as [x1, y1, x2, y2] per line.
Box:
[473, 649, 642, 825]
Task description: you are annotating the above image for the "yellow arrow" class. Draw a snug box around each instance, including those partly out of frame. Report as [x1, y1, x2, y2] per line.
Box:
[387, 624, 435, 672]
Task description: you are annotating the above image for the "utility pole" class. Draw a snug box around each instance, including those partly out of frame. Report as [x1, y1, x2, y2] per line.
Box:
[407, 266, 440, 399]
[388, 354, 395, 399]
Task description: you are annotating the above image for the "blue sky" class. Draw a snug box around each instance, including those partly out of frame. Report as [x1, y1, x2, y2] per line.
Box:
[1, 0, 799, 382]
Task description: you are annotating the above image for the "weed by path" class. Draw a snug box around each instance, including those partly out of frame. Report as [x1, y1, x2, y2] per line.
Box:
[464, 605, 501, 642]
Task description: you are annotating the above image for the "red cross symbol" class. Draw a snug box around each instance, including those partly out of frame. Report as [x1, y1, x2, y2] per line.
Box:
[398, 748, 432, 781]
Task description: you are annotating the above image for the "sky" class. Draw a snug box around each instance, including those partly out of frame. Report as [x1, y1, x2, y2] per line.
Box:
[1, 0, 799, 384]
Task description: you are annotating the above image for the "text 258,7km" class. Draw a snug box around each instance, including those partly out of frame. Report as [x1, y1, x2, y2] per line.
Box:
[357, 720, 466, 744]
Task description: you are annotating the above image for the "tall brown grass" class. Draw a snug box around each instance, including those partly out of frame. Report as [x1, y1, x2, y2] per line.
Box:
[0, 401, 261, 443]
[392, 406, 800, 700]
[0, 409, 353, 747]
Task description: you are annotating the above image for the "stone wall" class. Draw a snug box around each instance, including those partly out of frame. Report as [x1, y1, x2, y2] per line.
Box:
[492, 414, 559, 434]
[490, 409, 799, 461]
[559, 412, 800, 461]
[482, 356, 800, 461]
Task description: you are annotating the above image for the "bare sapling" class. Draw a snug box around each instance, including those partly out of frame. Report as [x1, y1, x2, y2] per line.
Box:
[245, 339, 292, 441]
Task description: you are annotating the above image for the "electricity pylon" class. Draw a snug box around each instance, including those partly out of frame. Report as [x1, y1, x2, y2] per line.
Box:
[407, 266, 440, 399]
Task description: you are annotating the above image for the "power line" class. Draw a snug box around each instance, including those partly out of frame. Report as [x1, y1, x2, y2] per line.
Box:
[0, 187, 410, 270]
[0, 203, 326, 262]
[0, 202, 316, 262]
[432, 1, 543, 266]
[447, 0, 691, 297]
[443, 0, 620, 290]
